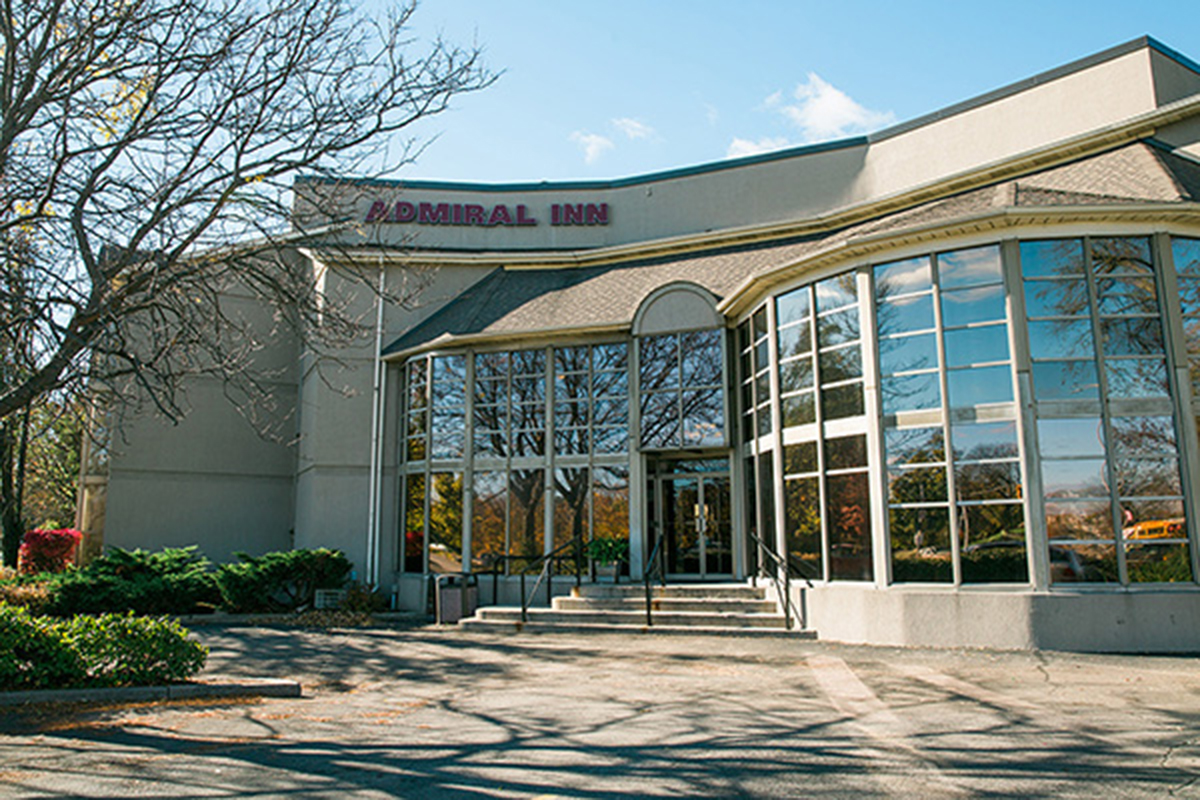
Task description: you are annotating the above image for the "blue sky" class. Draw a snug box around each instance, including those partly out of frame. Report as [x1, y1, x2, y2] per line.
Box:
[389, 0, 1200, 183]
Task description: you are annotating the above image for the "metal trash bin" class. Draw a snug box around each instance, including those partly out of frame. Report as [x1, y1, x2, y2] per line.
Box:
[434, 573, 478, 624]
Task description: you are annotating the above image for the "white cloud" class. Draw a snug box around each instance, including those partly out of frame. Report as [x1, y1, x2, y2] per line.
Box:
[777, 73, 895, 141]
[704, 103, 719, 126]
[727, 136, 791, 158]
[569, 131, 614, 164]
[612, 117, 654, 140]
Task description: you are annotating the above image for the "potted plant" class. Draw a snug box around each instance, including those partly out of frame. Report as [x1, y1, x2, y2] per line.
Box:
[585, 536, 629, 583]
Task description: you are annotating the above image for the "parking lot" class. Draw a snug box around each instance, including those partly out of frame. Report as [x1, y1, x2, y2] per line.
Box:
[2, 624, 1199, 798]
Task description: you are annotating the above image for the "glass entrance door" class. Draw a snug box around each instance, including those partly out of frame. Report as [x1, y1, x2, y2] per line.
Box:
[649, 458, 732, 579]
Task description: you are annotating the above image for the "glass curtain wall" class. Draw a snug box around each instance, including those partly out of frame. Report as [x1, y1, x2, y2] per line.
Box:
[401, 343, 630, 574]
[1023, 237, 1191, 584]
[875, 246, 1026, 584]
[638, 330, 725, 449]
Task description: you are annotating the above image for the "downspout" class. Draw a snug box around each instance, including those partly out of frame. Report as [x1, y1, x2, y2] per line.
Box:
[366, 262, 387, 586]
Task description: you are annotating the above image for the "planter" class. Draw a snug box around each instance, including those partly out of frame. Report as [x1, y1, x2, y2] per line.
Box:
[594, 562, 620, 583]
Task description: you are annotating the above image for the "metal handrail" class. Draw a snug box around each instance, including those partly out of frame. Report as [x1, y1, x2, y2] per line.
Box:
[746, 528, 812, 631]
[515, 535, 585, 622]
[643, 526, 667, 626]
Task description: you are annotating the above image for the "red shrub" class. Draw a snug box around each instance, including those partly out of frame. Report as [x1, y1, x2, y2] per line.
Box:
[17, 529, 83, 575]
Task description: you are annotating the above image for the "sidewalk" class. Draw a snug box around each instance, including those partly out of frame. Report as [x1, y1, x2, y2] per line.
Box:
[2, 623, 1198, 798]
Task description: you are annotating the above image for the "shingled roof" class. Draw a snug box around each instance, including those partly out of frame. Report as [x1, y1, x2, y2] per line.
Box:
[384, 140, 1200, 356]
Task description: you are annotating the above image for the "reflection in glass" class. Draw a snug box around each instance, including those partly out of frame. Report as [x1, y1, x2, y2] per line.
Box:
[822, 383, 864, 420]
[875, 257, 931, 296]
[1023, 279, 1089, 319]
[640, 391, 678, 449]
[681, 330, 723, 386]
[1113, 458, 1182, 498]
[959, 505, 1028, 583]
[952, 421, 1018, 461]
[1031, 361, 1100, 401]
[1095, 277, 1159, 316]
[1037, 417, 1106, 457]
[1028, 320, 1095, 359]
[1020, 239, 1085, 278]
[818, 308, 860, 346]
[939, 246, 1003, 290]
[593, 466, 630, 540]
[827, 472, 873, 580]
[777, 287, 811, 326]
[888, 466, 948, 503]
[782, 393, 816, 427]
[1046, 500, 1113, 540]
[825, 434, 867, 470]
[780, 357, 814, 393]
[508, 469, 545, 562]
[876, 293, 934, 336]
[682, 388, 725, 447]
[472, 471, 507, 570]
[940, 284, 1006, 327]
[428, 472, 464, 573]
[1091, 237, 1152, 275]
[553, 467, 590, 551]
[403, 474, 426, 573]
[785, 477, 822, 580]
[816, 273, 858, 312]
[879, 333, 937, 375]
[885, 427, 945, 465]
[819, 345, 863, 383]
[1041, 458, 1110, 498]
[1100, 318, 1164, 357]
[1127, 542, 1194, 583]
[882, 373, 940, 414]
[1050, 543, 1118, 583]
[947, 365, 1013, 407]
[1104, 358, 1169, 398]
[1109, 416, 1177, 456]
[778, 324, 812, 359]
[784, 441, 819, 475]
[943, 325, 1009, 367]
[890, 506, 951, 583]
[955, 462, 1022, 501]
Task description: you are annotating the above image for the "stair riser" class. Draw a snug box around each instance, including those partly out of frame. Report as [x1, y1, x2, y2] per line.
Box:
[457, 620, 816, 638]
[554, 598, 777, 613]
[573, 586, 768, 600]
[474, 609, 788, 628]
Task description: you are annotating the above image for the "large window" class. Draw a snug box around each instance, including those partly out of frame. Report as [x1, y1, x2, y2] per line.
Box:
[1024, 237, 1191, 584]
[876, 246, 1026, 584]
[638, 330, 725, 449]
[402, 342, 630, 574]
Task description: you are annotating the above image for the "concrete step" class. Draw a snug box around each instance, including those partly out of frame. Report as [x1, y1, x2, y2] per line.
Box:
[473, 607, 788, 629]
[457, 619, 817, 638]
[573, 583, 768, 600]
[554, 596, 779, 614]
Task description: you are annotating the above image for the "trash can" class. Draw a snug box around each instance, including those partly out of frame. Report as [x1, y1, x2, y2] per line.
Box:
[435, 573, 478, 624]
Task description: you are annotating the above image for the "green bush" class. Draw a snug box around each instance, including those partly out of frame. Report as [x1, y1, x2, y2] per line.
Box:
[63, 613, 208, 687]
[45, 547, 221, 617]
[0, 604, 207, 691]
[216, 548, 352, 613]
[0, 604, 86, 690]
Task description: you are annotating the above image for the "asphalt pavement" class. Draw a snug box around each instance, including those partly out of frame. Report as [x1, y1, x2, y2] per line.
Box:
[1, 623, 1199, 798]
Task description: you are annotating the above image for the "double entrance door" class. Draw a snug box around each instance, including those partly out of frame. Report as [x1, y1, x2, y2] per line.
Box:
[647, 457, 732, 579]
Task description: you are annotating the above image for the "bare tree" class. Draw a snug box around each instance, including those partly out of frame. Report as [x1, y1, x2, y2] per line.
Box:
[0, 0, 493, 425]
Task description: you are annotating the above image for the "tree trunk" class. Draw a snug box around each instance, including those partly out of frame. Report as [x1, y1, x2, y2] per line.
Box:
[0, 418, 22, 567]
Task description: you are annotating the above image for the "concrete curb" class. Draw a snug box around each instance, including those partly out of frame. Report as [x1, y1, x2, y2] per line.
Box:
[0, 678, 301, 708]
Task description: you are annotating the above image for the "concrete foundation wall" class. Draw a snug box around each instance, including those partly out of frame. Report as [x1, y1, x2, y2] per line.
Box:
[804, 584, 1200, 653]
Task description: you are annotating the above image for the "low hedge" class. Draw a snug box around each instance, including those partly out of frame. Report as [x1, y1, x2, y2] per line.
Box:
[0, 604, 207, 691]
[45, 547, 221, 617]
[217, 548, 352, 613]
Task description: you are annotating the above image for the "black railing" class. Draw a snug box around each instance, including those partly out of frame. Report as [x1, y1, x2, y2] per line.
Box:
[746, 528, 813, 631]
[478, 536, 585, 622]
[643, 526, 667, 627]
[481, 537, 584, 610]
